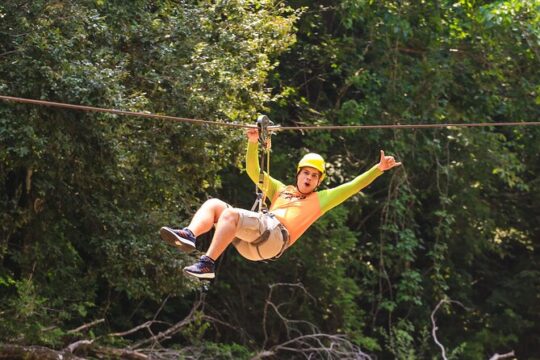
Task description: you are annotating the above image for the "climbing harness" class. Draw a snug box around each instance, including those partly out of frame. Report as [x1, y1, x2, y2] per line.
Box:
[250, 214, 290, 261]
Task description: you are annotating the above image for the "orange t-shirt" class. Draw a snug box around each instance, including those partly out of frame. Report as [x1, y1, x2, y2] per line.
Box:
[268, 186, 323, 243]
[246, 141, 383, 244]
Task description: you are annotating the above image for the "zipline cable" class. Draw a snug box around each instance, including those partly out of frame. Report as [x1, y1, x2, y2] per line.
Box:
[2, 94, 540, 130]
[0, 95, 248, 129]
[278, 122, 540, 130]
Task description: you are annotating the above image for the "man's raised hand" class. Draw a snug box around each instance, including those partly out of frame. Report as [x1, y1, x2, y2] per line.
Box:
[377, 150, 402, 171]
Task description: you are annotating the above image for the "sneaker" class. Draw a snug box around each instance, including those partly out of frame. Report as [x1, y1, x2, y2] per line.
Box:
[160, 226, 196, 253]
[183, 255, 215, 279]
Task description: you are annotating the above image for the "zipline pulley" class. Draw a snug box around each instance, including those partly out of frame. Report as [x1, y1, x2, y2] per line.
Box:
[257, 114, 271, 148]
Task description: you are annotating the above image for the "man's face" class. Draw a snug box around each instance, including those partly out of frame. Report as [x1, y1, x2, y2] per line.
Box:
[297, 166, 322, 194]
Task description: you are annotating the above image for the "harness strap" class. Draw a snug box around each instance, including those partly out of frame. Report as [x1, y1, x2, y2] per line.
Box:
[251, 115, 273, 213]
[233, 214, 290, 261]
[270, 225, 290, 260]
[252, 229, 271, 246]
[253, 216, 290, 261]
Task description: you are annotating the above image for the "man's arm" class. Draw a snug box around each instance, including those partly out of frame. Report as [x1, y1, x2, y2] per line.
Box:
[318, 165, 383, 212]
[319, 150, 401, 212]
[245, 128, 284, 201]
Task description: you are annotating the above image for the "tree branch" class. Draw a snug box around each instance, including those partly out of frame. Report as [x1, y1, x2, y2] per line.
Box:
[130, 298, 204, 349]
[64, 340, 93, 354]
[67, 318, 105, 334]
[0, 344, 83, 360]
[431, 298, 469, 360]
[489, 351, 516, 360]
[256, 282, 372, 360]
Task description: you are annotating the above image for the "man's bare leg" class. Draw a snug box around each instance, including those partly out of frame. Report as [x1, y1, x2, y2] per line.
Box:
[183, 206, 239, 279]
[205, 208, 239, 261]
[186, 198, 229, 237]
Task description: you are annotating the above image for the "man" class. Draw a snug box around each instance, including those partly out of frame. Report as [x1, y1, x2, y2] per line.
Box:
[160, 128, 401, 279]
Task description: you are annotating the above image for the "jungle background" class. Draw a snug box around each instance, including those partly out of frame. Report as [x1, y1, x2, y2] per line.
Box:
[1, 0, 539, 359]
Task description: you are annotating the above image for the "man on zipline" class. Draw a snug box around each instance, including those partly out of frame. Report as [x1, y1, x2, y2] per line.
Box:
[160, 128, 401, 279]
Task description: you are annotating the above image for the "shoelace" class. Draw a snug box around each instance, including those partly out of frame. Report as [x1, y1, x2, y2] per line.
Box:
[174, 229, 195, 242]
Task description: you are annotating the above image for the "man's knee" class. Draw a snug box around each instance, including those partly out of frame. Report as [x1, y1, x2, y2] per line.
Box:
[220, 208, 239, 227]
[203, 198, 228, 210]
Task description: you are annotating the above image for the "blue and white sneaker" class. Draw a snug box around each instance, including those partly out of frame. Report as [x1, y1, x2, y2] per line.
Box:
[183, 255, 215, 279]
[159, 226, 196, 253]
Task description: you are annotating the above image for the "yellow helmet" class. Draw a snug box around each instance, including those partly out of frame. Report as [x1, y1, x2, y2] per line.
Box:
[297, 153, 326, 182]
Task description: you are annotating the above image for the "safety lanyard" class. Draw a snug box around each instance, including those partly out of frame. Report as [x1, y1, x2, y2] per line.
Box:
[251, 115, 273, 213]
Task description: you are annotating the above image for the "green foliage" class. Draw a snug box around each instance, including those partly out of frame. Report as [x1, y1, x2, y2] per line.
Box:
[0, 278, 66, 346]
[0, 0, 297, 350]
[270, 0, 539, 357]
[181, 311, 211, 345]
[0, 0, 539, 358]
[382, 319, 419, 360]
[192, 341, 253, 360]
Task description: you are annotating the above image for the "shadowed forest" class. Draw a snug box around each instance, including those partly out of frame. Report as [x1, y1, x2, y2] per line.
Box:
[1, 1, 539, 359]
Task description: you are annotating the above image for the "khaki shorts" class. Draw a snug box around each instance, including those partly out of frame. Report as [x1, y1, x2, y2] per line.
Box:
[232, 209, 289, 261]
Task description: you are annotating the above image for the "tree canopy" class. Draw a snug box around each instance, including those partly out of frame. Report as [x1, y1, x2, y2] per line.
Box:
[1, 0, 538, 359]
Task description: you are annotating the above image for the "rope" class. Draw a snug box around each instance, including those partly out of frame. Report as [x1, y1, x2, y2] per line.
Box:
[252, 115, 272, 213]
[2, 94, 540, 130]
